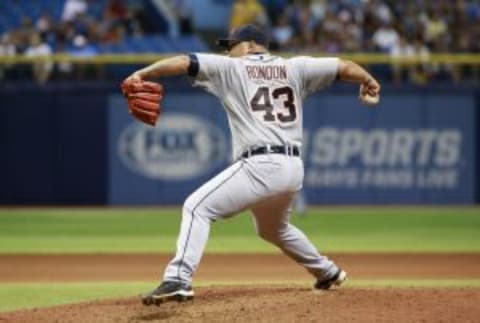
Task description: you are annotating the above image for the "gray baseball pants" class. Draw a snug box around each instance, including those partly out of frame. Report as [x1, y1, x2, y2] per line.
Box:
[163, 153, 339, 284]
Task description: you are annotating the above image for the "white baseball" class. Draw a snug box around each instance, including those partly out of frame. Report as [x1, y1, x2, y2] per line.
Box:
[360, 93, 380, 106]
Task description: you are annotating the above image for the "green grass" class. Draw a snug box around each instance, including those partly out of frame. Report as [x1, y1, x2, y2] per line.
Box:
[1, 207, 478, 313]
[0, 282, 152, 312]
[2, 279, 480, 312]
[0, 207, 479, 253]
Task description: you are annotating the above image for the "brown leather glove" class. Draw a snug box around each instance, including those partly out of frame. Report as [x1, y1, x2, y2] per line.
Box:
[120, 79, 163, 126]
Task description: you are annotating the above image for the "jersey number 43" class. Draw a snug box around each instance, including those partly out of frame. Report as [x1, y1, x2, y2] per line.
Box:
[250, 86, 296, 123]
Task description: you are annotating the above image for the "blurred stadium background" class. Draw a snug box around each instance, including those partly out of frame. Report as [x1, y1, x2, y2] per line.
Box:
[0, 0, 479, 205]
[0, 0, 479, 317]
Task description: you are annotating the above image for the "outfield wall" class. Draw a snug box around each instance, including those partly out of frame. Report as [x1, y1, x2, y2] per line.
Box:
[0, 81, 478, 205]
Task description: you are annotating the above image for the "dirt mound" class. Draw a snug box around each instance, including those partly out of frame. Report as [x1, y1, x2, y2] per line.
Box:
[2, 286, 479, 323]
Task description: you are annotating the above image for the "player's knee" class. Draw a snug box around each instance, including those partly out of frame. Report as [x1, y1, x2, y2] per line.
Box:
[257, 229, 281, 244]
[183, 195, 211, 220]
[183, 194, 197, 215]
[257, 225, 291, 245]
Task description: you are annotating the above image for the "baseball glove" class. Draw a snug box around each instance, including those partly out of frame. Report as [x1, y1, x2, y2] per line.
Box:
[121, 79, 163, 126]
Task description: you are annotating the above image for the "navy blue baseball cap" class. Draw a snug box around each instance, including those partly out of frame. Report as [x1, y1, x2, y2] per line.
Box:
[217, 24, 269, 49]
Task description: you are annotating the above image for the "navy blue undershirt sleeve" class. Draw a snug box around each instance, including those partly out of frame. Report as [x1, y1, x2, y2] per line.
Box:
[187, 53, 199, 77]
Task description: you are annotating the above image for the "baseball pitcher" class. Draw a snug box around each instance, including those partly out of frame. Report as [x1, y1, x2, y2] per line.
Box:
[121, 24, 381, 306]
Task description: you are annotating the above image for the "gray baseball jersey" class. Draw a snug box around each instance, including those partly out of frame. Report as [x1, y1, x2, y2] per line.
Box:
[191, 53, 339, 159]
[162, 53, 342, 286]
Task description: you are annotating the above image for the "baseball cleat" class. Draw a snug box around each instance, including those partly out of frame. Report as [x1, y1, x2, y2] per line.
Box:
[141, 281, 194, 306]
[314, 268, 347, 290]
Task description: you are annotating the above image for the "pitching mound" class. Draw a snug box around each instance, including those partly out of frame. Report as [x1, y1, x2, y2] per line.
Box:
[2, 286, 479, 323]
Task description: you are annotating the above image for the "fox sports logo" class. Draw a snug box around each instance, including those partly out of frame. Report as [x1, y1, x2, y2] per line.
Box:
[119, 114, 228, 180]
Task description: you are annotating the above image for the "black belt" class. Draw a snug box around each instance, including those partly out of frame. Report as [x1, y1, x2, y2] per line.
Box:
[241, 145, 300, 158]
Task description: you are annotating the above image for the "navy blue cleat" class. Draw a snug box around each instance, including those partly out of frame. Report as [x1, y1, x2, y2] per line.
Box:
[141, 281, 194, 306]
[314, 269, 348, 290]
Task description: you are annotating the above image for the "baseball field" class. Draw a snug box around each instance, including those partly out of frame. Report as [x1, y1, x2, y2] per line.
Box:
[1, 206, 479, 322]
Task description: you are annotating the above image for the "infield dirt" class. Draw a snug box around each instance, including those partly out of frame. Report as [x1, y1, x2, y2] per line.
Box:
[1, 253, 480, 282]
[1, 253, 479, 322]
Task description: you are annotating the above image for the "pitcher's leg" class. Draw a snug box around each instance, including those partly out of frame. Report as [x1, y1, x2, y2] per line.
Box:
[251, 194, 339, 280]
[162, 200, 212, 284]
[163, 160, 261, 284]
